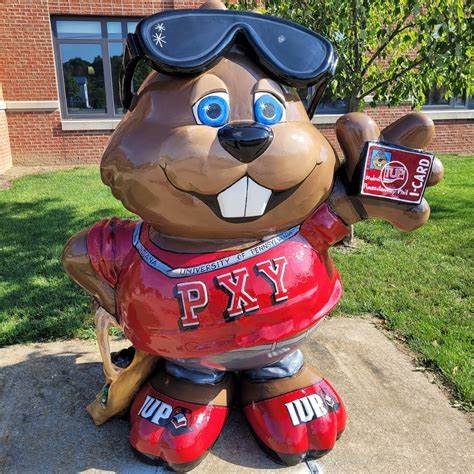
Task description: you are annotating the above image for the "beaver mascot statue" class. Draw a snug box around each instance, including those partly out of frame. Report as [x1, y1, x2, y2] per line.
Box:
[62, 2, 444, 471]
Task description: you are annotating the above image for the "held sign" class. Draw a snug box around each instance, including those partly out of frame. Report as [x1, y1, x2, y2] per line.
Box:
[359, 142, 434, 205]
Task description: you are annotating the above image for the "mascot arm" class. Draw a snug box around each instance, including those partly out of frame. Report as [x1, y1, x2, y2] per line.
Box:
[62, 228, 116, 315]
[63, 224, 156, 425]
[328, 112, 444, 232]
[301, 203, 350, 250]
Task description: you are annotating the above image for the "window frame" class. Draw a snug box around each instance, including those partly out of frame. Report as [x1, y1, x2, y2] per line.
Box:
[316, 99, 349, 114]
[422, 88, 472, 110]
[51, 15, 142, 120]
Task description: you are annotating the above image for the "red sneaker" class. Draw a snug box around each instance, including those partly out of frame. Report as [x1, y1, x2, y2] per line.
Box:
[242, 365, 346, 466]
[130, 368, 232, 472]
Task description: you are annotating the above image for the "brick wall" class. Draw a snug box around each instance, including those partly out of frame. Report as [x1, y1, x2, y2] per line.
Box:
[0, 0, 472, 169]
[0, 85, 12, 172]
[427, 119, 473, 154]
[0, 109, 12, 172]
[0, 0, 202, 168]
[319, 105, 474, 156]
[6, 111, 111, 166]
[0, 0, 202, 102]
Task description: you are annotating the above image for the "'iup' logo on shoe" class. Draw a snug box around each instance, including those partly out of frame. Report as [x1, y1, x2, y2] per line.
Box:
[285, 391, 338, 426]
[138, 395, 193, 435]
[138, 395, 173, 425]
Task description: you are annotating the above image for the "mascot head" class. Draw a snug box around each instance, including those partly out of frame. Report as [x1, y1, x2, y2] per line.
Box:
[101, 1, 339, 240]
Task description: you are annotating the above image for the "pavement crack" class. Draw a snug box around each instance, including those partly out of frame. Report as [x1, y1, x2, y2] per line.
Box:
[306, 459, 321, 473]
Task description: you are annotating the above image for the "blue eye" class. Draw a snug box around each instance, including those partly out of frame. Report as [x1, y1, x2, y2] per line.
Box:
[193, 93, 229, 127]
[254, 93, 285, 125]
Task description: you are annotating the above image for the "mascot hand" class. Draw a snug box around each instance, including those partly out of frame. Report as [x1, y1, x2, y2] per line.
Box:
[329, 112, 444, 232]
[94, 307, 124, 384]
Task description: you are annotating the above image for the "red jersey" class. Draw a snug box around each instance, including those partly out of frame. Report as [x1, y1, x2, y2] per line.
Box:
[87, 204, 348, 365]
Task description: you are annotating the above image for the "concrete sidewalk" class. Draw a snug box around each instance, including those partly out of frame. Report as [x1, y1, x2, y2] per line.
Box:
[0, 318, 472, 473]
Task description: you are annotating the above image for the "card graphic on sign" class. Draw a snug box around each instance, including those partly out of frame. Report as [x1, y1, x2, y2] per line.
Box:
[359, 142, 435, 205]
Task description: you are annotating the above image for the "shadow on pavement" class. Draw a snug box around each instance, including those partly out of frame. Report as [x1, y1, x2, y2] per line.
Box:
[0, 346, 292, 473]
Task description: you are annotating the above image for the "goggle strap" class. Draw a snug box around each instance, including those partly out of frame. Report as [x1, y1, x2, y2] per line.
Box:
[120, 33, 332, 117]
[306, 75, 331, 119]
[120, 34, 144, 110]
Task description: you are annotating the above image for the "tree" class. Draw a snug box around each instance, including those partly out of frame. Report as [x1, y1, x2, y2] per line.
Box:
[63, 56, 106, 111]
[232, 0, 471, 244]
[232, 0, 472, 113]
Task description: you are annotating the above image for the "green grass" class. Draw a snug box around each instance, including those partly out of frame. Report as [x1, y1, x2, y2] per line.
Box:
[0, 157, 472, 404]
[332, 155, 473, 405]
[0, 168, 133, 343]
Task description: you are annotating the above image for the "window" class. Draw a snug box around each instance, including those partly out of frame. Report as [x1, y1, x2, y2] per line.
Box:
[51, 17, 150, 119]
[316, 92, 349, 114]
[298, 87, 349, 115]
[423, 86, 473, 110]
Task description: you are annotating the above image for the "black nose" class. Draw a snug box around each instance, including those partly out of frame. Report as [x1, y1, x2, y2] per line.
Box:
[218, 121, 273, 163]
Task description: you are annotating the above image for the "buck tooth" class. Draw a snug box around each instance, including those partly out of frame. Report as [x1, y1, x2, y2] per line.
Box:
[245, 178, 272, 217]
[217, 177, 272, 218]
[217, 177, 247, 218]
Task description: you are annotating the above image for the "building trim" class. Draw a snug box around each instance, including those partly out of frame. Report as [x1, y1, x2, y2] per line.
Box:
[5, 100, 59, 112]
[312, 108, 473, 125]
[3, 103, 471, 126]
[61, 119, 121, 131]
[311, 114, 343, 125]
[422, 109, 474, 120]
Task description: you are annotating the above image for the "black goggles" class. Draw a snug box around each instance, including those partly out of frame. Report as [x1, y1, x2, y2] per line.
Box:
[120, 9, 337, 117]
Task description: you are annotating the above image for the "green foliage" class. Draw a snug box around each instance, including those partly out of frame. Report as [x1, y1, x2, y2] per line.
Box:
[231, 0, 473, 111]
[110, 55, 152, 112]
[133, 62, 153, 92]
[110, 54, 123, 111]
[62, 56, 106, 110]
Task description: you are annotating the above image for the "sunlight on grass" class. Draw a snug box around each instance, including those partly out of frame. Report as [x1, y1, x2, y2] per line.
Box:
[0, 167, 133, 345]
[0, 157, 472, 404]
[332, 155, 473, 404]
